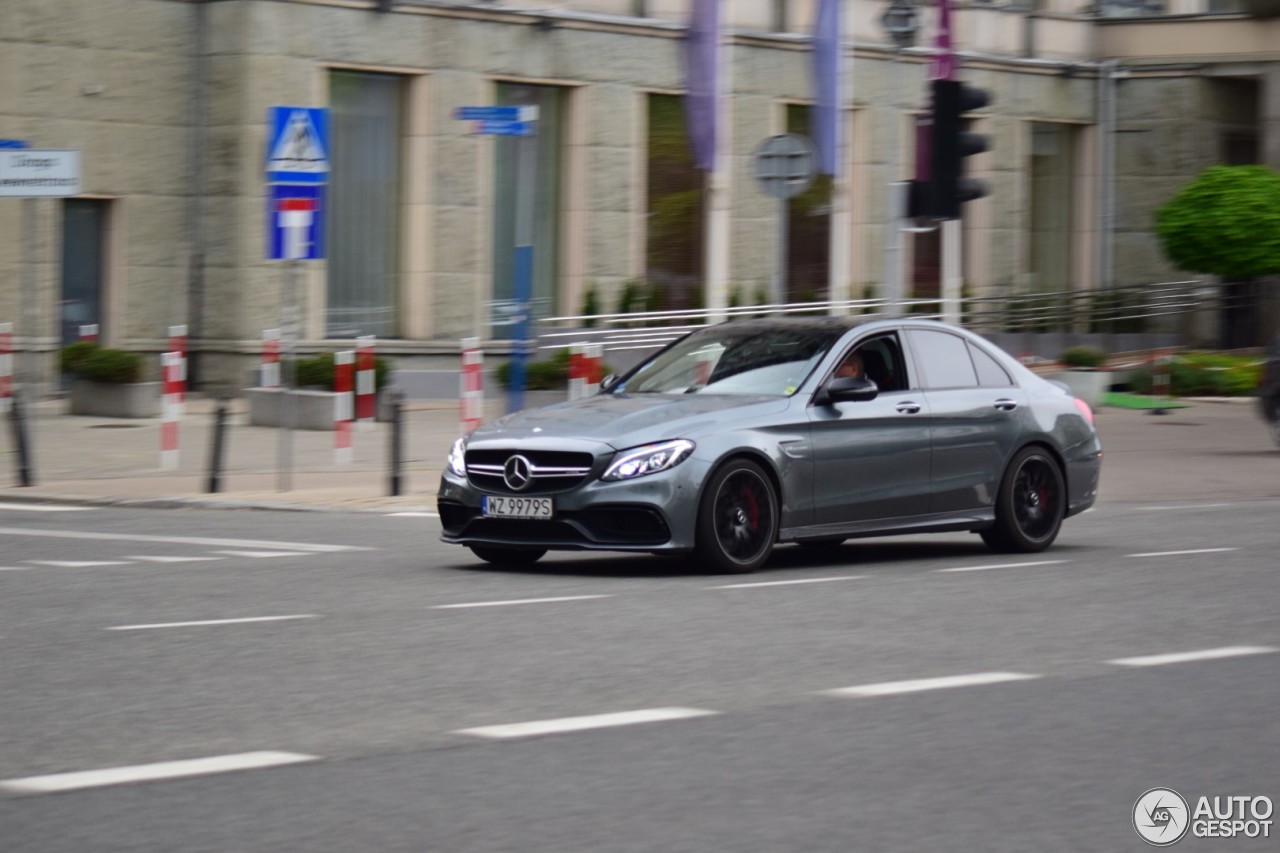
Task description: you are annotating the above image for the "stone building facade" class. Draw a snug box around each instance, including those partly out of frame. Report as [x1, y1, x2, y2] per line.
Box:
[1, 0, 1278, 390]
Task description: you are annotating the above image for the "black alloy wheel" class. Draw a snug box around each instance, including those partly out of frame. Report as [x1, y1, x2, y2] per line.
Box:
[695, 459, 779, 573]
[468, 545, 547, 567]
[982, 447, 1066, 553]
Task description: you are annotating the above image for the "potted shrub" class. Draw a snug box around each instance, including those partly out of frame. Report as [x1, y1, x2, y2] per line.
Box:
[1055, 346, 1111, 408]
[247, 351, 395, 430]
[63, 343, 161, 418]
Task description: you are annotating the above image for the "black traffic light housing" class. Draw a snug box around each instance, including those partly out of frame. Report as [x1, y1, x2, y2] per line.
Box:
[925, 78, 991, 220]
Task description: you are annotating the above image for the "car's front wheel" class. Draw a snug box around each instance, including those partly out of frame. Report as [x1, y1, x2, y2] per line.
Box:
[695, 458, 779, 573]
[467, 546, 547, 567]
[981, 446, 1065, 553]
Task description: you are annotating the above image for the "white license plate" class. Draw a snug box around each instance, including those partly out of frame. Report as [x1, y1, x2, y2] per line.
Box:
[482, 495, 554, 519]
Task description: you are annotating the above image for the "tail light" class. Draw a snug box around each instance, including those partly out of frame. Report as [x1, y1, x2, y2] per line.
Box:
[1073, 397, 1095, 426]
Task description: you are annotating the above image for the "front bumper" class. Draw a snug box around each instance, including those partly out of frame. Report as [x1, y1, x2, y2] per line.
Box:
[436, 460, 708, 553]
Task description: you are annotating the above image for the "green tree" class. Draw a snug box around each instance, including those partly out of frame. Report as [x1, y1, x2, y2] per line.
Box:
[1155, 165, 1280, 280]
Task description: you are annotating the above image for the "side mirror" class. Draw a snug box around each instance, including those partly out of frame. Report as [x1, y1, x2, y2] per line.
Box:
[598, 373, 619, 393]
[816, 375, 879, 406]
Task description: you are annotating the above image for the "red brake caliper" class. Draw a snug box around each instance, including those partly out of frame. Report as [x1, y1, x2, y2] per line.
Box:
[741, 484, 759, 530]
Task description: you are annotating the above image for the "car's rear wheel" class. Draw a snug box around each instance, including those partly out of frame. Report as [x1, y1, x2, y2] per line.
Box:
[695, 459, 778, 573]
[981, 446, 1065, 553]
[467, 546, 547, 567]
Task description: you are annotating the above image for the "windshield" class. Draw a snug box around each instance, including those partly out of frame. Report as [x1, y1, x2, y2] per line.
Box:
[615, 324, 843, 396]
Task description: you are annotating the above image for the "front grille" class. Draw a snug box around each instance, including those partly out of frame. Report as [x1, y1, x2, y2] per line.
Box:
[440, 503, 671, 548]
[465, 449, 595, 495]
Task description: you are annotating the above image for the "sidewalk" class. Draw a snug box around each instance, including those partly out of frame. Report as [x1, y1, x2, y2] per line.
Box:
[0, 394, 1274, 513]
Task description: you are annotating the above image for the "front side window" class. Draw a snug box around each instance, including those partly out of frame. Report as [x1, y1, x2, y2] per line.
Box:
[617, 325, 843, 396]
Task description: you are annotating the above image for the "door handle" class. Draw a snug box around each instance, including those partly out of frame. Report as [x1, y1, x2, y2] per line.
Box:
[896, 402, 921, 415]
[994, 398, 1019, 411]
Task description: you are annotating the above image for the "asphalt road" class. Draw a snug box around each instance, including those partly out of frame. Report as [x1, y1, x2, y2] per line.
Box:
[1, 498, 1277, 851]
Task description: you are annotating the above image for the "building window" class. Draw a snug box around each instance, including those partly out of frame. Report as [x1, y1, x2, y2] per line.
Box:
[645, 94, 705, 312]
[327, 71, 403, 338]
[491, 82, 564, 336]
[785, 105, 832, 303]
[61, 199, 110, 346]
[1028, 122, 1076, 294]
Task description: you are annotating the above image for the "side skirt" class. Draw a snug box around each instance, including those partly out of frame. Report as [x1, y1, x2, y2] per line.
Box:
[780, 509, 995, 543]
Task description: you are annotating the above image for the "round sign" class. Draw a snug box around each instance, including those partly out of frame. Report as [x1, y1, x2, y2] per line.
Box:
[753, 134, 817, 200]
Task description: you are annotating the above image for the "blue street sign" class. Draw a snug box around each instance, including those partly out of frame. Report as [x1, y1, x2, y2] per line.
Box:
[267, 184, 326, 260]
[455, 105, 533, 122]
[472, 120, 535, 137]
[0, 140, 30, 149]
[266, 107, 330, 185]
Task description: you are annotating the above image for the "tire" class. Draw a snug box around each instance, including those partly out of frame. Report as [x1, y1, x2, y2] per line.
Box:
[981, 446, 1066, 554]
[694, 459, 779, 573]
[467, 545, 547, 567]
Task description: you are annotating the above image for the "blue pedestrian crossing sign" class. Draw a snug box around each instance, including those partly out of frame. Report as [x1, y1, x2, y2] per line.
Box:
[266, 107, 330, 185]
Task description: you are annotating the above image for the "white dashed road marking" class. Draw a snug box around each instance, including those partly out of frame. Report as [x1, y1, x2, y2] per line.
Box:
[433, 595, 612, 610]
[211, 550, 316, 559]
[128, 555, 225, 564]
[822, 672, 1041, 698]
[1127, 548, 1237, 558]
[1106, 646, 1277, 668]
[388, 511, 438, 518]
[935, 560, 1068, 574]
[0, 503, 95, 512]
[108, 615, 319, 631]
[0, 567, 32, 572]
[0, 527, 366, 553]
[26, 560, 131, 568]
[0, 751, 319, 795]
[455, 707, 720, 740]
[712, 576, 864, 589]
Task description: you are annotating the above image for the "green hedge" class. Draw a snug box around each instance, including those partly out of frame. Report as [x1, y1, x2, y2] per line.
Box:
[59, 342, 145, 384]
[291, 352, 393, 391]
[1059, 346, 1107, 369]
[1128, 353, 1262, 397]
[494, 348, 614, 391]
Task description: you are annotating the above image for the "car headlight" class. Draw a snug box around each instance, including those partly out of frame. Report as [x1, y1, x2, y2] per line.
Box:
[602, 439, 695, 481]
[447, 437, 467, 477]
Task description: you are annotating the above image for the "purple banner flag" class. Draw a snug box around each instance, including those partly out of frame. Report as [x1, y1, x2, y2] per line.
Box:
[682, 0, 721, 172]
[811, 0, 842, 176]
[930, 0, 956, 81]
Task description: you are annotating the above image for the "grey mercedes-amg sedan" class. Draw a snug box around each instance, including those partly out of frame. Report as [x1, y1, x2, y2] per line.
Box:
[438, 317, 1102, 572]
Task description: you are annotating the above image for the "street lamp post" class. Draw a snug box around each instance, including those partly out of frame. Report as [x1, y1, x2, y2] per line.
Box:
[880, 0, 921, 316]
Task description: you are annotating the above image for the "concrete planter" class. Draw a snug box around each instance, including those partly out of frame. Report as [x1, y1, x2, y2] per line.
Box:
[246, 387, 393, 430]
[68, 380, 162, 418]
[1055, 369, 1112, 408]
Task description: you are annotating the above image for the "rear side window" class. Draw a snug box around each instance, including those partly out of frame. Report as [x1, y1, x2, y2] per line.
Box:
[969, 342, 1013, 387]
[908, 329, 977, 389]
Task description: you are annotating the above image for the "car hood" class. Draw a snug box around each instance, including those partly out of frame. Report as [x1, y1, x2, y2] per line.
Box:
[471, 393, 790, 450]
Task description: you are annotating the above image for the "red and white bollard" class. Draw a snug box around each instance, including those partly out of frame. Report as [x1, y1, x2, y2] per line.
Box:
[0, 322, 12, 414]
[160, 351, 182, 470]
[168, 324, 187, 402]
[262, 329, 281, 388]
[568, 345, 587, 401]
[460, 337, 484, 433]
[355, 335, 376, 431]
[585, 343, 603, 395]
[79, 324, 99, 344]
[334, 350, 354, 465]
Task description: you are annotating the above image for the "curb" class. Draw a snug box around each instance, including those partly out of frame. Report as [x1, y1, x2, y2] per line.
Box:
[0, 490, 439, 515]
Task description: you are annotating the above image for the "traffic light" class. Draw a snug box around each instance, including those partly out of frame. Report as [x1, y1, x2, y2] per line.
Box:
[929, 78, 991, 220]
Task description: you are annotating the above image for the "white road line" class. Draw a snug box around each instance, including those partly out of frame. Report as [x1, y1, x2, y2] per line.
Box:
[0, 527, 366, 553]
[0, 567, 32, 572]
[935, 560, 1068, 574]
[388, 511, 438, 518]
[1127, 547, 1238, 558]
[0, 751, 318, 795]
[107, 615, 319, 631]
[455, 707, 720, 740]
[1106, 646, 1277, 668]
[433, 595, 612, 610]
[26, 560, 132, 568]
[212, 550, 315, 559]
[128, 556, 225, 564]
[0, 503, 95, 512]
[823, 672, 1041, 698]
[712, 576, 864, 589]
